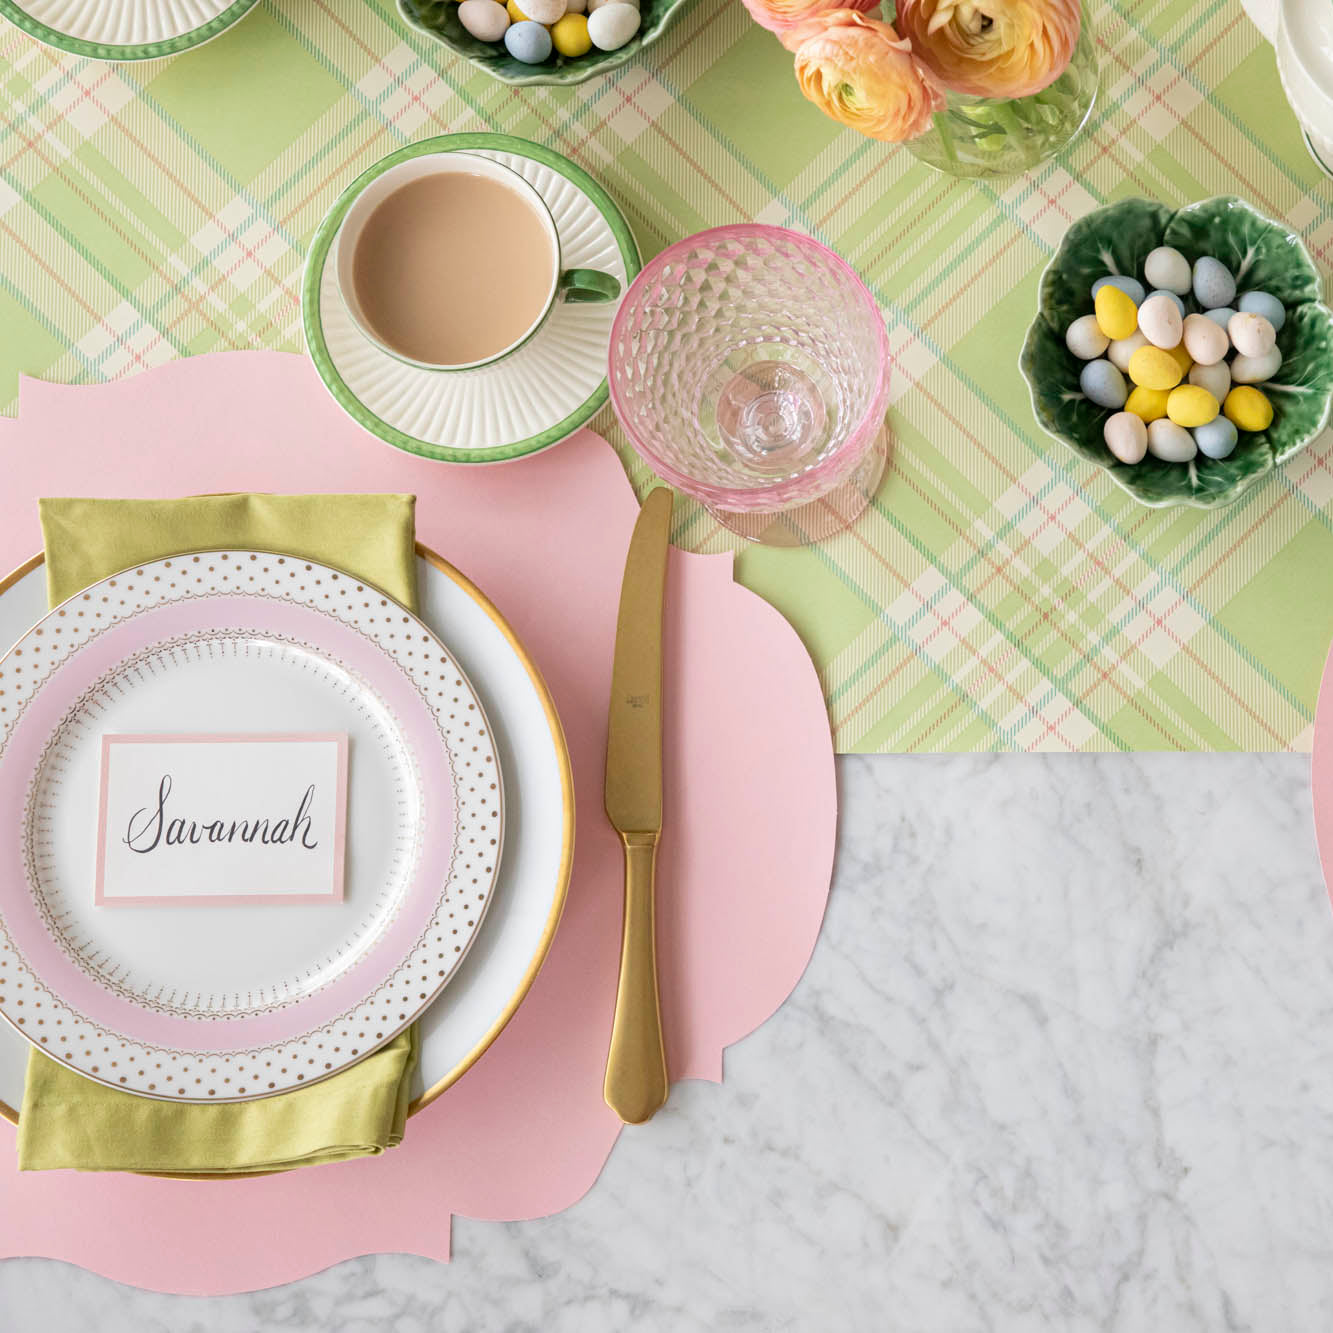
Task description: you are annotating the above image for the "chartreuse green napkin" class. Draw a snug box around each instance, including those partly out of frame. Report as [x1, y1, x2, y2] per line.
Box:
[17, 493, 421, 1173]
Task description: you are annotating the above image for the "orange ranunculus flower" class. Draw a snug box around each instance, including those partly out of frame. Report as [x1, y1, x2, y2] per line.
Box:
[896, 0, 1081, 99]
[785, 11, 945, 143]
[741, 0, 879, 38]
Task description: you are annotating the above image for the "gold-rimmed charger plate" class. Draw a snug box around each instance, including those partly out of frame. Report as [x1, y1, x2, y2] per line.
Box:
[0, 543, 573, 1171]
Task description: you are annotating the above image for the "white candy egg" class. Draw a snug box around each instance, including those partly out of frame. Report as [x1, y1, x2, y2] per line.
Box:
[1188, 360, 1230, 402]
[1180, 312, 1228, 366]
[565, 0, 588, 11]
[588, 0, 636, 10]
[1143, 246, 1191, 296]
[1137, 291, 1182, 349]
[458, 0, 510, 39]
[587, 0, 640, 46]
[1065, 314, 1109, 360]
[1107, 330, 1148, 373]
[1104, 411, 1148, 465]
[1228, 311, 1276, 359]
[1230, 347, 1282, 384]
[520, 0, 566, 20]
[1147, 418, 1197, 463]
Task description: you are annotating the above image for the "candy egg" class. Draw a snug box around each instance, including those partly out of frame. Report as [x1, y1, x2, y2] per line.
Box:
[1223, 385, 1273, 432]
[1148, 289, 1186, 318]
[1125, 385, 1169, 423]
[1107, 330, 1148, 373]
[1238, 290, 1286, 332]
[1193, 417, 1238, 460]
[458, 0, 510, 39]
[1188, 360, 1231, 402]
[1203, 306, 1236, 330]
[1091, 274, 1147, 306]
[1181, 312, 1228, 365]
[551, 10, 591, 53]
[566, 0, 588, 11]
[1227, 310, 1276, 358]
[1147, 418, 1197, 462]
[518, 0, 565, 21]
[1192, 256, 1236, 309]
[1104, 411, 1148, 465]
[506, 0, 528, 19]
[1065, 314, 1109, 360]
[1137, 291, 1183, 349]
[504, 18, 553, 60]
[1166, 343, 1193, 378]
[1143, 246, 1192, 296]
[588, 0, 637, 8]
[1230, 347, 1282, 385]
[1166, 384, 1219, 428]
[1080, 359, 1128, 409]
[1094, 284, 1138, 341]
[587, 2, 640, 49]
[1128, 344, 1183, 391]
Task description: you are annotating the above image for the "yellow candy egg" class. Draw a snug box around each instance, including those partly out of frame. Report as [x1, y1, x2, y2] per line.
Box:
[1127, 345, 1183, 392]
[1094, 285, 1138, 341]
[1166, 385, 1219, 428]
[506, 0, 529, 20]
[1166, 343, 1192, 377]
[551, 11, 591, 54]
[1125, 386, 1169, 423]
[1223, 385, 1274, 432]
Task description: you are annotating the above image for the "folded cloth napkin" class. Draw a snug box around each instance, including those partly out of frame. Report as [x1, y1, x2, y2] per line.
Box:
[17, 493, 420, 1173]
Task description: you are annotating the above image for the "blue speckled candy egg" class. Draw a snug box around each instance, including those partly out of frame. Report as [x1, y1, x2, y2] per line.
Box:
[504, 18, 552, 61]
[1193, 416, 1238, 460]
[1080, 358, 1128, 409]
[1203, 306, 1236, 330]
[1091, 274, 1146, 306]
[1238, 290, 1286, 332]
[1192, 256, 1236, 309]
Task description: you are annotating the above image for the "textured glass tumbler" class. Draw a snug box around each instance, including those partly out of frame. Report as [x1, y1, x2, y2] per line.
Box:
[608, 225, 891, 545]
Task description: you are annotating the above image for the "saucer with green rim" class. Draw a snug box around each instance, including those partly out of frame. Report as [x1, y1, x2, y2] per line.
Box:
[302, 134, 641, 465]
[0, 0, 259, 60]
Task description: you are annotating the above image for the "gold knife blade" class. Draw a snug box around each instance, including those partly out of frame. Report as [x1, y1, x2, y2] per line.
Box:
[603, 486, 673, 1124]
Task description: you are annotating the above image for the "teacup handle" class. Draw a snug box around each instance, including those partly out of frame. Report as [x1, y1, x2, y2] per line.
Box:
[559, 268, 621, 304]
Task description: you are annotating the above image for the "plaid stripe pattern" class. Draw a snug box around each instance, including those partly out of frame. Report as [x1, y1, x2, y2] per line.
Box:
[0, 0, 1327, 752]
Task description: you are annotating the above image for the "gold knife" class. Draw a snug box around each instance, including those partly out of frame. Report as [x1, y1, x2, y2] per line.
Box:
[603, 486, 673, 1125]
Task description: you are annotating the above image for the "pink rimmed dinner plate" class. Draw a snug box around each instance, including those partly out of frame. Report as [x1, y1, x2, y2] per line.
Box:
[0, 552, 503, 1103]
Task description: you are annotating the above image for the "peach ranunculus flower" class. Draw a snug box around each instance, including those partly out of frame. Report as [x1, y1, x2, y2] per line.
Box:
[896, 0, 1081, 100]
[784, 11, 945, 143]
[740, 0, 880, 38]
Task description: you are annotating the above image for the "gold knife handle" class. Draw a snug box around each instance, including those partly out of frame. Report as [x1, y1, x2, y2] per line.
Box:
[604, 830, 668, 1124]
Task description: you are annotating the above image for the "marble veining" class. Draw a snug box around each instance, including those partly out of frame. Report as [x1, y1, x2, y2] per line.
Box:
[4, 753, 1333, 1330]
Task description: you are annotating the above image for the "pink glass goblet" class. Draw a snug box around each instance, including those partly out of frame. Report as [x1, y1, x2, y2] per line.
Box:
[608, 224, 891, 546]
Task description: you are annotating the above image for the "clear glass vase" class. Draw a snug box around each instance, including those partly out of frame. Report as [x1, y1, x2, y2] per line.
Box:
[903, 8, 1099, 179]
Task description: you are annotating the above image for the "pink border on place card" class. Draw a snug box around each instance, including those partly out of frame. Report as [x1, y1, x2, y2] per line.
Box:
[93, 733, 349, 908]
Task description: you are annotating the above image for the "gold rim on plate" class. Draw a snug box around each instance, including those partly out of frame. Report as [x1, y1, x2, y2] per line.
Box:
[0, 543, 575, 1169]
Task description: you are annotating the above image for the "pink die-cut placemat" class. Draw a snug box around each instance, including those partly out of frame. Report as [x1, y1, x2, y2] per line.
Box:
[0, 352, 836, 1295]
[1313, 642, 1333, 908]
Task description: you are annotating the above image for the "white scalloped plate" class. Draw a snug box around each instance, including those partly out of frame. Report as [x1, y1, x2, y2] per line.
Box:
[0, 0, 259, 59]
[302, 134, 641, 465]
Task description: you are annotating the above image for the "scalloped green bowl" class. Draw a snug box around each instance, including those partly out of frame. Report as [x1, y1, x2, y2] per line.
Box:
[1020, 196, 1333, 508]
[398, 0, 692, 86]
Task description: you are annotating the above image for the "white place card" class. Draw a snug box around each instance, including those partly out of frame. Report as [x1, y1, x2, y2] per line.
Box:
[95, 734, 348, 907]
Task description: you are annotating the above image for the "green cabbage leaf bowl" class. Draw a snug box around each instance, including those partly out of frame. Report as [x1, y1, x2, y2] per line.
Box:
[398, 0, 692, 86]
[1020, 196, 1333, 508]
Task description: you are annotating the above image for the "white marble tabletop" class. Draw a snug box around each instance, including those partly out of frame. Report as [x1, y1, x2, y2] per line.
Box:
[4, 751, 1332, 1330]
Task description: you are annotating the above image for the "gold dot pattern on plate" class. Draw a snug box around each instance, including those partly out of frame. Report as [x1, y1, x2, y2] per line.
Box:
[0, 552, 504, 1103]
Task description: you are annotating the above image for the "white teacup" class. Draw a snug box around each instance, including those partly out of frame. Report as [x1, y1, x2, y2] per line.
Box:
[333, 152, 620, 372]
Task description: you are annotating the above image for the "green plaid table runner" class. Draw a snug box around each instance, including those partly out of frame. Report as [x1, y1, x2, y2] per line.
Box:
[0, 0, 1327, 752]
